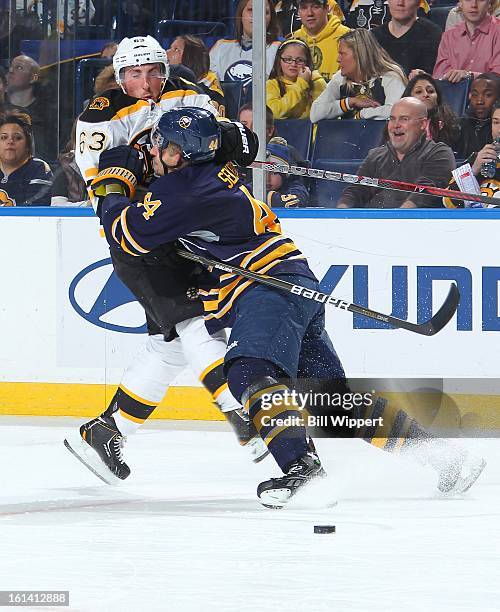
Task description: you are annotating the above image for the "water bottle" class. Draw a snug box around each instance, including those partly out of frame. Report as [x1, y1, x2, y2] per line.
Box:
[481, 137, 500, 178]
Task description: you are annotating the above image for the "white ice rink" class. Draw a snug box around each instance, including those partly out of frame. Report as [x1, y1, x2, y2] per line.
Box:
[0, 417, 499, 612]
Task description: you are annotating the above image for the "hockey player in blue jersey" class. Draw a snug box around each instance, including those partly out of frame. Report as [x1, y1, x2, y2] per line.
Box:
[93, 107, 486, 505]
[93, 107, 346, 507]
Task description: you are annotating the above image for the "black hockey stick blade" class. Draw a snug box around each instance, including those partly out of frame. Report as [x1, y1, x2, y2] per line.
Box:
[176, 249, 460, 336]
[413, 282, 460, 336]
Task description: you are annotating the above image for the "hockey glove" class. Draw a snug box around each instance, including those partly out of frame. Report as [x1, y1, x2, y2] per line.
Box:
[215, 120, 259, 167]
[267, 191, 301, 208]
[91, 145, 145, 202]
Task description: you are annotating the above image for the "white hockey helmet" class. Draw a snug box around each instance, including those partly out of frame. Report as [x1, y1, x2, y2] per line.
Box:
[113, 35, 170, 84]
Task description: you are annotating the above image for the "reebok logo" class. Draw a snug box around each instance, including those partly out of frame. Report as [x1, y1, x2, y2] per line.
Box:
[227, 340, 239, 352]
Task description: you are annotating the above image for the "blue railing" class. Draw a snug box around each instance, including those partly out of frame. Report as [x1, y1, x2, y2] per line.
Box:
[2, 208, 500, 219]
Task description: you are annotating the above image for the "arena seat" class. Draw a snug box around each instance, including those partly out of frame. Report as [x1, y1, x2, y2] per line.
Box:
[75, 57, 112, 114]
[221, 81, 243, 120]
[274, 119, 313, 161]
[427, 5, 454, 29]
[311, 120, 385, 162]
[309, 159, 363, 207]
[438, 78, 472, 117]
[155, 20, 227, 51]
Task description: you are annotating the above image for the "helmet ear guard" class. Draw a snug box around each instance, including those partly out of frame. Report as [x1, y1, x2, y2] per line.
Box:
[151, 107, 221, 164]
[113, 35, 170, 85]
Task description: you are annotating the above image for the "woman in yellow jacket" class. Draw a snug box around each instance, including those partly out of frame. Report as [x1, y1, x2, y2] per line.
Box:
[266, 39, 327, 119]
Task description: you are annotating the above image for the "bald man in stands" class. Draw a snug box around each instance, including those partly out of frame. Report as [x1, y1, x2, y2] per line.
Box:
[4, 55, 52, 161]
[337, 97, 456, 208]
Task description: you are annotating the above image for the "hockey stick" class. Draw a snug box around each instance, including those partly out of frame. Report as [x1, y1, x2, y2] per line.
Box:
[177, 249, 460, 336]
[251, 160, 497, 207]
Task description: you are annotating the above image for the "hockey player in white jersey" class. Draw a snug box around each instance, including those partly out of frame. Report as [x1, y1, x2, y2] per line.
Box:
[65, 36, 268, 483]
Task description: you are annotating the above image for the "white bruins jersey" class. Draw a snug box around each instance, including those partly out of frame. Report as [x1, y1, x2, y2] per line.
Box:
[75, 79, 217, 209]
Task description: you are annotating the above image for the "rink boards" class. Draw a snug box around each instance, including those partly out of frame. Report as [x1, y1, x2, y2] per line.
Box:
[0, 207, 499, 425]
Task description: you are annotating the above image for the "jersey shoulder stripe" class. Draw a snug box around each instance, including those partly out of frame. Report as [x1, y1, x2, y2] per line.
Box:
[163, 77, 205, 95]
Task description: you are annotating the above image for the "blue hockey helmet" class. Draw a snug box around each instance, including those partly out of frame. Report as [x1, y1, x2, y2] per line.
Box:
[151, 107, 221, 163]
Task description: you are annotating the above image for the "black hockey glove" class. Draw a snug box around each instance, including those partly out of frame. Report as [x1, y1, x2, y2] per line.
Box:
[91, 145, 145, 203]
[215, 120, 259, 167]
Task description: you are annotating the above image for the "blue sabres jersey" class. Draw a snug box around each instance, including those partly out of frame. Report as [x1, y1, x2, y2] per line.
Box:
[102, 161, 315, 331]
[0, 157, 53, 206]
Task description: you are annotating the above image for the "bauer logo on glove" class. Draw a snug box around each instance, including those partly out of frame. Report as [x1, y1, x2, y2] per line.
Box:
[91, 145, 145, 200]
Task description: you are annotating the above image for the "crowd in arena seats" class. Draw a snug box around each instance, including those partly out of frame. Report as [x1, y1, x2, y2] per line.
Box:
[1, 0, 500, 208]
[444, 100, 500, 207]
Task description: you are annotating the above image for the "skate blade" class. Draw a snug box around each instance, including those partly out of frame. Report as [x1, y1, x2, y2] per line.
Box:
[246, 437, 270, 464]
[448, 457, 487, 494]
[258, 487, 290, 509]
[63, 435, 121, 485]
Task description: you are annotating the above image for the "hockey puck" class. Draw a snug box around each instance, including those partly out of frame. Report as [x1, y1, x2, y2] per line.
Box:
[314, 525, 336, 534]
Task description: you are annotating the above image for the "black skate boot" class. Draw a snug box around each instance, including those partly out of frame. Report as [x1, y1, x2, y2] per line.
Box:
[257, 451, 326, 509]
[64, 415, 130, 484]
[224, 408, 270, 463]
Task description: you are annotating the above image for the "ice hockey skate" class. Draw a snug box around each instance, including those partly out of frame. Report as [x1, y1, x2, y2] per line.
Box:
[224, 408, 270, 463]
[257, 451, 326, 509]
[437, 452, 487, 494]
[64, 416, 130, 484]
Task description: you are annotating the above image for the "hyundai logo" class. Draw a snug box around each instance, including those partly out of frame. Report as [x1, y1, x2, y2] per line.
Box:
[69, 258, 146, 333]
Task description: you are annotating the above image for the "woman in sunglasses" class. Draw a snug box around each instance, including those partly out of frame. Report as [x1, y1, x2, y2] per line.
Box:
[266, 39, 327, 119]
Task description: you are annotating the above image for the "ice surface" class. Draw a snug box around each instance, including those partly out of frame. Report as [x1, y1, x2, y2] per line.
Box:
[0, 417, 499, 612]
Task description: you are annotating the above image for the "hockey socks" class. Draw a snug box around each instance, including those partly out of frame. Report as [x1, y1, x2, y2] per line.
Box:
[357, 396, 486, 492]
[243, 377, 309, 473]
[199, 357, 238, 413]
[103, 386, 157, 436]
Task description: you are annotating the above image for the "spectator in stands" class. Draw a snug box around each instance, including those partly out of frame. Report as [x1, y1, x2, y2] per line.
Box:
[94, 65, 120, 96]
[433, 0, 500, 82]
[347, 0, 429, 30]
[167, 35, 225, 115]
[454, 72, 500, 158]
[5, 55, 40, 113]
[237, 102, 276, 184]
[210, 0, 281, 92]
[274, 0, 345, 36]
[310, 29, 407, 122]
[0, 111, 52, 206]
[337, 97, 455, 207]
[51, 120, 88, 206]
[443, 100, 500, 206]
[402, 73, 460, 146]
[372, 0, 442, 76]
[237, 103, 309, 196]
[4, 55, 51, 161]
[238, 102, 277, 141]
[266, 136, 310, 206]
[0, 67, 6, 111]
[100, 42, 118, 58]
[446, 0, 500, 30]
[292, 0, 350, 81]
[266, 39, 327, 119]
